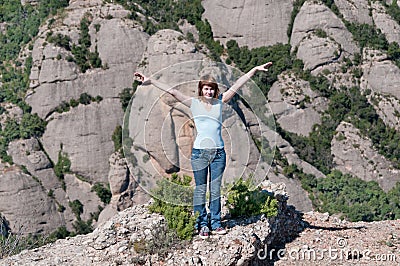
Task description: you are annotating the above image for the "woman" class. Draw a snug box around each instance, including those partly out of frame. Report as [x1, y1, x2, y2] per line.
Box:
[134, 61, 272, 239]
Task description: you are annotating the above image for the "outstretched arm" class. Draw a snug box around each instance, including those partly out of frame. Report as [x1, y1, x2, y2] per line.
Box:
[221, 62, 272, 103]
[134, 72, 192, 107]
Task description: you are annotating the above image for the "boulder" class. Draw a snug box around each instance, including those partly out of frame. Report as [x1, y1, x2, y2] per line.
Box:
[0, 184, 305, 266]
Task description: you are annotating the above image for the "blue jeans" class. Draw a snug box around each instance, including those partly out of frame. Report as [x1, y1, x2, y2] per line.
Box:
[191, 148, 226, 230]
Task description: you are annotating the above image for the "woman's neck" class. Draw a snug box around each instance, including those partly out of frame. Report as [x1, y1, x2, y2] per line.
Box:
[200, 96, 214, 103]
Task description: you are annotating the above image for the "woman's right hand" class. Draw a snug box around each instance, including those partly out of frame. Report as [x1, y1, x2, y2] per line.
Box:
[134, 72, 151, 85]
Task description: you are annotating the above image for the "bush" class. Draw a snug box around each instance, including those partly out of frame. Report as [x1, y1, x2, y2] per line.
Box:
[54, 150, 71, 179]
[72, 219, 93, 235]
[91, 183, 112, 204]
[225, 177, 278, 218]
[148, 173, 196, 240]
[69, 199, 83, 218]
[119, 82, 139, 111]
[112, 125, 122, 151]
[79, 92, 92, 105]
[302, 170, 400, 221]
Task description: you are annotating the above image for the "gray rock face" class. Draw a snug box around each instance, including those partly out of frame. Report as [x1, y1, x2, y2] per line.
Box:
[8, 138, 62, 193]
[268, 73, 329, 137]
[361, 48, 400, 98]
[296, 33, 341, 70]
[360, 48, 400, 131]
[0, 167, 64, 235]
[0, 103, 23, 128]
[64, 174, 103, 223]
[331, 122, 400, 191]
[108, 152, 130, 195]
[368, 94, 400, 131]
[267, 171, 313, 212]
[141, 29, 203, 74]
[335, 0, 373, 25]
[105, 151, 150, 214]
[291, 1, 359, 58]
[372, 1, 400, 45]
[42, 99, 123, 183]
[202, 0, 293, 49]
[23, 0, 148, 185]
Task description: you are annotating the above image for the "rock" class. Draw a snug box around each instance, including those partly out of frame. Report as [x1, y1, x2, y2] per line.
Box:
[0, 184, 305, 266]
[360, 48, 400, 131]
[335, 0, 373, 25]
[0, 103, 23, 128]
[291, 1, 359, 58]
[64, 174, 103, 223]
[296, 33, 341, 70]
[331, 121, 400, 191]
[108, 152, 129, 195]
[372, 1, 400, 45]
[0, 167, 64, 235]
[202, 0, 293, 49]
[368, 93, 400, 131]
[8, 139, 52, 172]
[268, 73, 329, 136]
[41, 100, 122, 183]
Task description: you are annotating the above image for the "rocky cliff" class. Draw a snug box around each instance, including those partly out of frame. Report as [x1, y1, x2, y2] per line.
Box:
[0, 0, 399, 245]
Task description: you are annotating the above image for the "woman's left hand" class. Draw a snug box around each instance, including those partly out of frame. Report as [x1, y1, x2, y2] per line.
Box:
[254, 62, 273, 72]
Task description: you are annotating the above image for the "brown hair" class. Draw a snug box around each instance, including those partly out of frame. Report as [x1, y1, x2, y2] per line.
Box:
[198, 75, 219, 98]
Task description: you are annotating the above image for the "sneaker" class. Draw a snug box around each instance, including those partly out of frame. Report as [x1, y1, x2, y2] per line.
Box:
[213, 227, 227, 235]
[199, 226, 210, 239]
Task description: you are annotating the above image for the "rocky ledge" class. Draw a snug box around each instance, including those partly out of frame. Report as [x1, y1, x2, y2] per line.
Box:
[0, 182, 305, 266]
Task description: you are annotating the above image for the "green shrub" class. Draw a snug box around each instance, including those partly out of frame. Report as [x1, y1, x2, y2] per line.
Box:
[148, 173, 196, 240]
[54, 150, 71, 179]
[112, 125, 122, 151]
[225, 177, 278, 218]
[0, 232, 48, 259]
[301, 170, 400, 221]
[119, 82, 139, 111]
[69, 199, 83, 218]
[91, 183, 112, 204]
[142, 154, 150, 163]
[70, 15, 102, 72]
[79, 92, 92, 105]
[72, 219, 92, 235]
[46, 32, 71, 50]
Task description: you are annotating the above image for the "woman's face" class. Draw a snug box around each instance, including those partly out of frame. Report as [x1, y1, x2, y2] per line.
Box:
[201, 85, 215, 99]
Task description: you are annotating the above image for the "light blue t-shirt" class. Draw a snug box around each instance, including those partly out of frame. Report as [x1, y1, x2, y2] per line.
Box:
[190, 97, 224, 149]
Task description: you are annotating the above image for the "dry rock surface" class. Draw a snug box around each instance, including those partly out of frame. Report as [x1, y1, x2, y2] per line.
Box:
[2, 201, 400, 265]
[0, 183, 304, 266]
[274, 212, 400, 266]
[1, 0, 400, 247]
